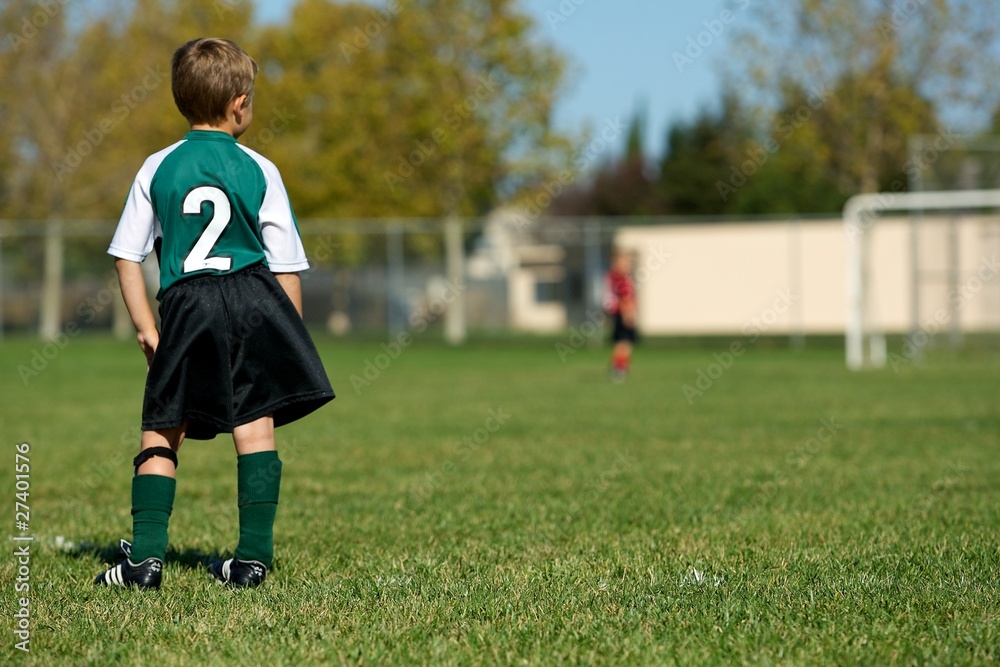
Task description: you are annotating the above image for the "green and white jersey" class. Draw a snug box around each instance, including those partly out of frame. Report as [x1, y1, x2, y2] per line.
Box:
[109, 130, 308, 296]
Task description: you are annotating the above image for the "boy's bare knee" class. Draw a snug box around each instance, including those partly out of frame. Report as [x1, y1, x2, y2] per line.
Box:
[233, 415, 275, 455]
[136, 426, 185, 476]
[141, 425, 185, 452]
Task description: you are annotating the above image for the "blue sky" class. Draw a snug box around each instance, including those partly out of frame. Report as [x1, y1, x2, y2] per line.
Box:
[256, 0, 734, 158]
[519, 0, 732, 156]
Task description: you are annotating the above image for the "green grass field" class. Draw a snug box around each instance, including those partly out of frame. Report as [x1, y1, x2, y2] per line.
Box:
[1, 335, 997, 665]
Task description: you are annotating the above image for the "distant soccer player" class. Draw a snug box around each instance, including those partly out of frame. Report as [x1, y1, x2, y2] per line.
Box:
[604, 249, 637, 381]
[95, 38, 334, 590]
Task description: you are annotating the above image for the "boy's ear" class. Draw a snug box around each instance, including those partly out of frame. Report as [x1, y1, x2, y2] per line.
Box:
[230, 93, 251, 125]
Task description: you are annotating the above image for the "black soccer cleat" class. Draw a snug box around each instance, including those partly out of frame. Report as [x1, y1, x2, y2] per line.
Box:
[94, 540, 163, 590]
[208, 558, 267, 588]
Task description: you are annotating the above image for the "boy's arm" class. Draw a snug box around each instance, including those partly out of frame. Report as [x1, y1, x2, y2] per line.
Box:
[620, 276, 637, 327]
[253, 158, 308, 316]
[274, 272, 303, 317]
[115, 258, 159, 366]
[251, 158, 306, 317]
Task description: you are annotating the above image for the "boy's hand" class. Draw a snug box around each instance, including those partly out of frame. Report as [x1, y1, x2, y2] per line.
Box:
[274, 272, 303, 317]
[137, 329, 159, 370]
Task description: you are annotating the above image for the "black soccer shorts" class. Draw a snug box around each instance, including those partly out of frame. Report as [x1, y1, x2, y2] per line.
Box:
[141, 264, 334, 439]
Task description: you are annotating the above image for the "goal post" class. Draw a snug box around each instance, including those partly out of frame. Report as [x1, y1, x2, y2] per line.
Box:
[844, 188, 1000, 370]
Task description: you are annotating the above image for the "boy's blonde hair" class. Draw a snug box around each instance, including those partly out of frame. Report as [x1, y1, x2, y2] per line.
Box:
[611, 247, 634, 268]
[171, 38, 258, 126]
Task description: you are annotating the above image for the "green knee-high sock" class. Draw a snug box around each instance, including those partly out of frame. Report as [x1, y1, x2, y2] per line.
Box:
[234, 451, 282, 568]
[130, 474, 176, 563]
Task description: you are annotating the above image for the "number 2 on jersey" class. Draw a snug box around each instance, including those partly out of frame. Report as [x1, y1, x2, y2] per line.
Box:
[182, 186, 233, 274]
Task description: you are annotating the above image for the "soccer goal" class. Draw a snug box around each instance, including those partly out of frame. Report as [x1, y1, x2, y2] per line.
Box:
[844, 188, 1000, 370]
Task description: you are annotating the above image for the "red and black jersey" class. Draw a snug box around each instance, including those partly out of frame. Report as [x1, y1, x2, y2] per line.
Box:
[603, 269, 635, 315]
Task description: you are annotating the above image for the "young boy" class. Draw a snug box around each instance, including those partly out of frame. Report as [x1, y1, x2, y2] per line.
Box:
[95, 38, 334, 590]
[604, 249, 637, 382]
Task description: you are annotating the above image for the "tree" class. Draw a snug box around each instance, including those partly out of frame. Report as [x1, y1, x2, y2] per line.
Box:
[655, 96, 754, 216]
[0, 0, 571, 231]
[551, 111, 654, 216]
[255, 0, 571, 222]
[0, 0, 256, 221]
[550, 98, 761, 217]
[726, 0, 1000, 197]
[1, 0, 79, 220]
[729, 75, 938, 214]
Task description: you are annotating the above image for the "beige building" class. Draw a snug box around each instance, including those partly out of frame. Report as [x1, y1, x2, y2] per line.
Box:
[616, 216, 1000, 336]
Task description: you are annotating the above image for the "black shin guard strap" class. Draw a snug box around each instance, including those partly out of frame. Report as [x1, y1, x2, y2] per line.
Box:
[133, 447, 179, 474]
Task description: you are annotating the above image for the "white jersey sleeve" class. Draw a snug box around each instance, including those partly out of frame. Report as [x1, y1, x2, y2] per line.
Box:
[107, 141, 184, 262]
[238, 145, 310, 272]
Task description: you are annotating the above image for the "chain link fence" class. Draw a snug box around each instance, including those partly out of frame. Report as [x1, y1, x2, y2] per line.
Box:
[0, 216, 626, 341]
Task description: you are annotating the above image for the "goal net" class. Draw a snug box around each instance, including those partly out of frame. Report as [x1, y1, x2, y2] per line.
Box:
[844, 189, 1000, 370]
